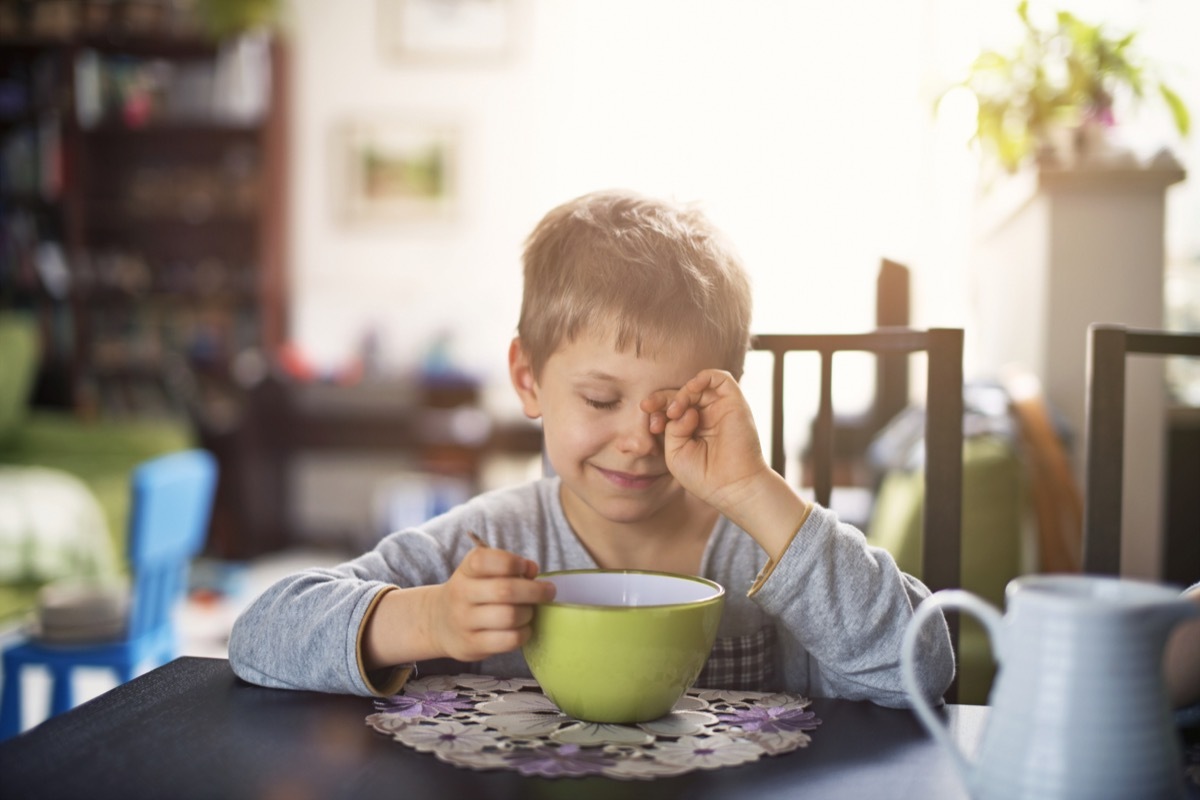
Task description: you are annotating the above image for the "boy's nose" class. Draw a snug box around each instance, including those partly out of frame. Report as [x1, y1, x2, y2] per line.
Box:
[616, 409, 660, 456]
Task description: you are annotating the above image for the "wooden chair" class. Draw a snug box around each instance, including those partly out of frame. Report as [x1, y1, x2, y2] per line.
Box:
[804, 259, 912, 492]
[1083, 324, 1200, 575]
[1, 450, 218, 739]
[1002, 368, 1083, 574]
[751, 328, 964, 698]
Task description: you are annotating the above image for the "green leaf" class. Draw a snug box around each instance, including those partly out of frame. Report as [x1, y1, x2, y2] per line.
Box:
[964, 1, 1187, 169]
[195, 0, 281, 40]
[1160, 84, 1192, 137]
[1017, 0, 1031, 27]
[972, 51, 1009, 72]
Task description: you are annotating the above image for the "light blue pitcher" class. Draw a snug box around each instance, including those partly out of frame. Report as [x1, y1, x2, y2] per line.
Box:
[901, 574, 1199, 800]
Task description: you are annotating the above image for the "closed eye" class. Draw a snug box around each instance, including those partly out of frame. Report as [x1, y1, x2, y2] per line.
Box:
[584, 397, 619, 411]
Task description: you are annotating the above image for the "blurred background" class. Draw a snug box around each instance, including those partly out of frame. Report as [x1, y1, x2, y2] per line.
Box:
[1, 0, 1198, 712]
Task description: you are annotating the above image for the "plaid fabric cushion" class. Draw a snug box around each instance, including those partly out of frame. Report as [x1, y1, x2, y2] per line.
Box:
[694, 624, 778, 691]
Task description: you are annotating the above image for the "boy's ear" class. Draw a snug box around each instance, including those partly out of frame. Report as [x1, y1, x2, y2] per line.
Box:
[508, 338, 542, 419]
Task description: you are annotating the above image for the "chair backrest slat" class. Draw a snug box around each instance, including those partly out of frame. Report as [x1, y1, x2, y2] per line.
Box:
[770, 349, 787, 476]
[1083, 324, 1200, 575]
[814, 349, 835, 507]
[922, 328, 965, 596]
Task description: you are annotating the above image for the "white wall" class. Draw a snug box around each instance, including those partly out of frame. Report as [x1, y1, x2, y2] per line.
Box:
[282, 0, 944, 425]
[281, 0, 1199, 452]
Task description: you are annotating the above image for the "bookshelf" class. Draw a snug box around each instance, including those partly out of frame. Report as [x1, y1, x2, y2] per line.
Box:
[0, 0, 287, 420]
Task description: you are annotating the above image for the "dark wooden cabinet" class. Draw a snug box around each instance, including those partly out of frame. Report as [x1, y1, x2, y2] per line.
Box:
[0, 3, 287, 419]
[200, 374, 545, 559]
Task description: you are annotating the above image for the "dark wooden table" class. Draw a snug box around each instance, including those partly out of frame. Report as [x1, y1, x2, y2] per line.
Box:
[0, 657, 986, 799]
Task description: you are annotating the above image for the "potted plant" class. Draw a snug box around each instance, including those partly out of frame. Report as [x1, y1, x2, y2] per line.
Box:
[194, 0, 282, 40]
[949, 1, 1190, 172]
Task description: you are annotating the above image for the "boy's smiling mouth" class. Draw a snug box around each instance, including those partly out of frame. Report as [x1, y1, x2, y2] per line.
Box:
[593, 465, 664, 490]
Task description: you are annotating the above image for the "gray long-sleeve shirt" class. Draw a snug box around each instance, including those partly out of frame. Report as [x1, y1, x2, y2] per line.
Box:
[229, 477, 954, 708]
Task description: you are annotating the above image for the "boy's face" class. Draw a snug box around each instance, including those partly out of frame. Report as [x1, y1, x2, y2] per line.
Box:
[509, 328, 715, 529]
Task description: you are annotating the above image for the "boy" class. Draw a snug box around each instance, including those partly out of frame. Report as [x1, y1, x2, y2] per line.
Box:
[229, 190, 955, 708]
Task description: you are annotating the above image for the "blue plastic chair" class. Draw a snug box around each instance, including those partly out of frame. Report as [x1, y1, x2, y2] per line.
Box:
[0, 449, 218, 739]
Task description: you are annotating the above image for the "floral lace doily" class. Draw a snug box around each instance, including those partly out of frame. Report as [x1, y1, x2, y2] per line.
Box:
[366, 674, 821, 780]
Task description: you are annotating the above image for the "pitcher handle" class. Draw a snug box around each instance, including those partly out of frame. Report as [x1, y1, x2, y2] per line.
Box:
[901, 589, 1004, 789]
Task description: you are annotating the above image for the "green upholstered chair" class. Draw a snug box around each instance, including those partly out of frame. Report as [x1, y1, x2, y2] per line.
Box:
[869, 435, 1026, 704]
[0, 312, 194, 624]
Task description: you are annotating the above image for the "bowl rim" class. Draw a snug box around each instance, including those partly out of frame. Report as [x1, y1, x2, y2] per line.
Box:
[536, 568, 725, 610]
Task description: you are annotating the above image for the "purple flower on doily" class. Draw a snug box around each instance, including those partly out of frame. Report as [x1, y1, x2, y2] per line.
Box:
[377, 690, 474, 718]
[716, 705, 821, 733]
[501, 743, 617, 778]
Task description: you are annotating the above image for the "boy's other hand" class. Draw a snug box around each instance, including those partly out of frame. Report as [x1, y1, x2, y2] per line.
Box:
[642, 369, 810, 561]
[642, 369, 770, 508]
[430, 545, 557, 663]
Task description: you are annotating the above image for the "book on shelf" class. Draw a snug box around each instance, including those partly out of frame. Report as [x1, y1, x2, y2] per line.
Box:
[0, 116, 62, 200]
[73, 41, 271, 129]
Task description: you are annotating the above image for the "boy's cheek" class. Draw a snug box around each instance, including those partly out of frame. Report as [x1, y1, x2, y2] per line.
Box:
[545, 419, 606, 460]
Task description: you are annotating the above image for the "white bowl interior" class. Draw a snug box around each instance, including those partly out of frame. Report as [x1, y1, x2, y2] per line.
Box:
[545, 572, 721, 607]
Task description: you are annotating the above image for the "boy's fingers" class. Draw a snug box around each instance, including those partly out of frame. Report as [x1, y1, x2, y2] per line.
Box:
[522, 558, 544, 580]
[639, 390, 674, 414]
[643, 372, 736, 409]
[462, 546, 537, 579]
[467, 603, 536, 632]
[665, 406, 701, 440]
[467, 577, 557, 606]
[687, 369, 738, 399]
[642, 391, 679, 435]
[472, 628, 532, 655]
[659, 372, 726, 419]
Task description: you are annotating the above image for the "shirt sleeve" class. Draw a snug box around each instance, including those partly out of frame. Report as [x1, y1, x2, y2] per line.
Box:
[748, 503, 955, 708]
[228, 526, 459, 697]
[357, 586, 415, 696]
[746, 501, 812, 597]
[227, 482, 554, 697]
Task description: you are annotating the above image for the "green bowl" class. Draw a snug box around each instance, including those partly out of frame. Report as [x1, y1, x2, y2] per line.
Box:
[522, 569, 725, 723]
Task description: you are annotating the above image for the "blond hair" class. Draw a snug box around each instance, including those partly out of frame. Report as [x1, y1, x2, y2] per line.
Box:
[517, 190, 752, 379]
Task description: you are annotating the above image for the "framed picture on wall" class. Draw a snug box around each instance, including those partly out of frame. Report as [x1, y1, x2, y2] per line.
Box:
[338, 118, 459, 225]
[379, 0, 515, 63]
